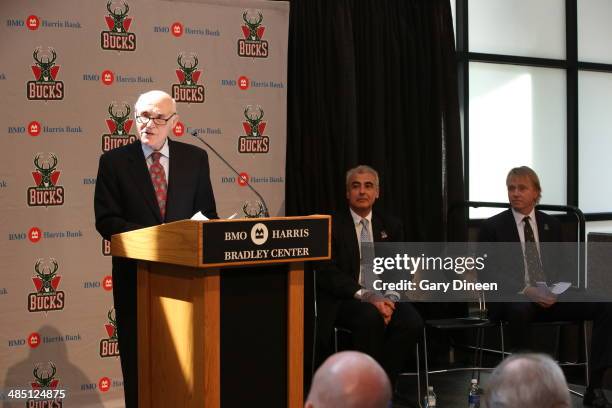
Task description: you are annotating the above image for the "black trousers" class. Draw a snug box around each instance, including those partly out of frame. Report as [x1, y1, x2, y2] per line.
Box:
[489, 301, 612, 387]
[335, 299, 423, 385]
[113, 260, 138, 408]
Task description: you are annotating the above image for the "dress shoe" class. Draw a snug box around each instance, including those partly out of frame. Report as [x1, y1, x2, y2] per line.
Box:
[584, 388, 612, 408]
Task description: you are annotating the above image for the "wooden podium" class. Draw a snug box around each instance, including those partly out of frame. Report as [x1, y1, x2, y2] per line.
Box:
[111, 215, 331, 408]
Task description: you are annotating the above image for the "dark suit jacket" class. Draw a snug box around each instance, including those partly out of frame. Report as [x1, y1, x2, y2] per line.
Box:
[95, 137, 218, 307]
[478, 209, 565, 294]
[316, 210, 404, 351]
[95, 138, 217, 238]
[94, 138, 217, 405]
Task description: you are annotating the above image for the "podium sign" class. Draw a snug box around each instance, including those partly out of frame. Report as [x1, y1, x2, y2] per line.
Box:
[202, 216, 330, 265]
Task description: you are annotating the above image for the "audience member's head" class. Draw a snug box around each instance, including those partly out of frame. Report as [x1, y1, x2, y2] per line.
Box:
[483, 353, 571, 408]
[305, 351, 391, 408]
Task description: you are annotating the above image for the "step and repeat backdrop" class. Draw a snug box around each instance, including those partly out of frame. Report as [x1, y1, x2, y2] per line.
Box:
[0, 0, 289, 406]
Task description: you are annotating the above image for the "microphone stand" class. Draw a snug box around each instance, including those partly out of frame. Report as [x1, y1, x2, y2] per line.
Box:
[191, 130, 270, 217]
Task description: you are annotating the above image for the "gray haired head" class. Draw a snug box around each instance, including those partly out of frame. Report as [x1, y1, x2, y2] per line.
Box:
[483, 353, 570, 408]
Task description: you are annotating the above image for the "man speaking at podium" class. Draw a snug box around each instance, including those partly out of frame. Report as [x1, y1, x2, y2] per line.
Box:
[94, 90, 217, 407]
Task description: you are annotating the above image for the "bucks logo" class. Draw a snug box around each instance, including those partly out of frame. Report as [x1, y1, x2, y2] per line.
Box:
[28, 362, 65, 406]
[237, 10, 269, 58]
[27, 153, 65, 207]
[239, 105, 269, 153]
[101, 0, 136, 51]
[100, 309, 120, 358]
[28, 259, 65, 313]
[27, 47, 64, 101]
[102, 102, 137, 152]
[243, 201, 266, 218]
[172, 53, 205, 104]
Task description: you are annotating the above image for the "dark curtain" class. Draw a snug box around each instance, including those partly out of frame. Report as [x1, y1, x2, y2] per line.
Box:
[285, 0, 466, 391]
[286, 0, 463, 242]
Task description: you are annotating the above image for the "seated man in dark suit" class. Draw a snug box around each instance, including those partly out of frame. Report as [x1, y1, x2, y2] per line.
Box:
[316, 165, 423, 388]
[479, 166, 612, 408]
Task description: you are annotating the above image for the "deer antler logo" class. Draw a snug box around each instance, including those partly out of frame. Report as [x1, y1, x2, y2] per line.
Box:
[242, 10, 264, 41]
[33, 154, 59, 188]
[243, 201, 265, 218]
[32, 47, 58, 82]
[107, 103, 132, 135]
[33, 259, 60, 294]
[32, 363, 59, 389]
[106, 0, 130, 33]
[243, 106, 265, 138]
[106, 309, 118, 340]
[176, 53, 201, 86]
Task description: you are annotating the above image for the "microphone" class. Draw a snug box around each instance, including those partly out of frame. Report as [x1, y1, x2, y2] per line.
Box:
[190, 130, 270, 217]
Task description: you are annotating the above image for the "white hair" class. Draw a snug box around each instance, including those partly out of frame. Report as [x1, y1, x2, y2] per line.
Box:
[483, 353, 571, 408]
[134, 90, 176, 114]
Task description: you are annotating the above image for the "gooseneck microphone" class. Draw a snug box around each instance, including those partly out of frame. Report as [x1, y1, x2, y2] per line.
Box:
[190, 130, 270, 217]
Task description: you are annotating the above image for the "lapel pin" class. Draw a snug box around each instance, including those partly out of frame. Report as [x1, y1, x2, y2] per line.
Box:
[544, 224, 549, 230]
[381, 231, 388, 239]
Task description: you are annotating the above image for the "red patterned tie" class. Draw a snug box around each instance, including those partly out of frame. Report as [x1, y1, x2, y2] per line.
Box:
[149, 152, 167, 219]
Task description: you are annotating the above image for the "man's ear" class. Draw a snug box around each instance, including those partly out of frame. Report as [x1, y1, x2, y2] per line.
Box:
[170, 113, 180, 127]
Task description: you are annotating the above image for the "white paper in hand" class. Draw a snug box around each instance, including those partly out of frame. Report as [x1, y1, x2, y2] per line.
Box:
[550, 282, 571, 295]
[535, 281, 571, 295]
[190, 211, 209, 221]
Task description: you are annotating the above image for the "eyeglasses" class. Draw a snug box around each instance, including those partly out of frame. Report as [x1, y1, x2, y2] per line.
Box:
[135, 113, 176, 126]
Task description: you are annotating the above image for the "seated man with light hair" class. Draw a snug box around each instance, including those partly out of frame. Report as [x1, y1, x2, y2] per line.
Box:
[483, 353, 571, 408]
[305, 351, 391, 408]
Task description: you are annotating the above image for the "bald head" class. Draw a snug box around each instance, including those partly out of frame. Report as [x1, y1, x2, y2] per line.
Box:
[484, 353, 570, 408]
[134, 90, 178, 151]
[135, 90, 177, 115]
[305, 351, 391, 408]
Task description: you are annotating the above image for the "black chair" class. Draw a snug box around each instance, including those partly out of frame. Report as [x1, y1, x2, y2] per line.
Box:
[455, 201, 590, 396]
[421, 291, 505, 392]
[312, 269, 423, 401]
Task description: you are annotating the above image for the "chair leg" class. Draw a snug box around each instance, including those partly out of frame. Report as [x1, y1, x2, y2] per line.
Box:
[477, 326, 486, 382]
[583, 321, 590, 387]
[334, 327, 339, 353]
[423, 326, 430, 393]
[500, 322, 505, 359]
[416, 342, 421, 405]
[553, 325, 562, 361]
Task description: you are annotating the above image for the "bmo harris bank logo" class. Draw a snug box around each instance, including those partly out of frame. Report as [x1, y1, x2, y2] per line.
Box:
[27, 47, 64, 101]
[102, 102, 137, 152]
[239, 105, 269, 153]
[28, 259, 65, 313]
[238, 10, 268, 58]
[27, 153, 65, 207]
[172, 53, 205, 103]
[101, 0, 136, 51]
[250, 223, 269, 245]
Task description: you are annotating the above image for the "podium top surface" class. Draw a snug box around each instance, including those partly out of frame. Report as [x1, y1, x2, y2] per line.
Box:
[111, 215, 331, 268]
